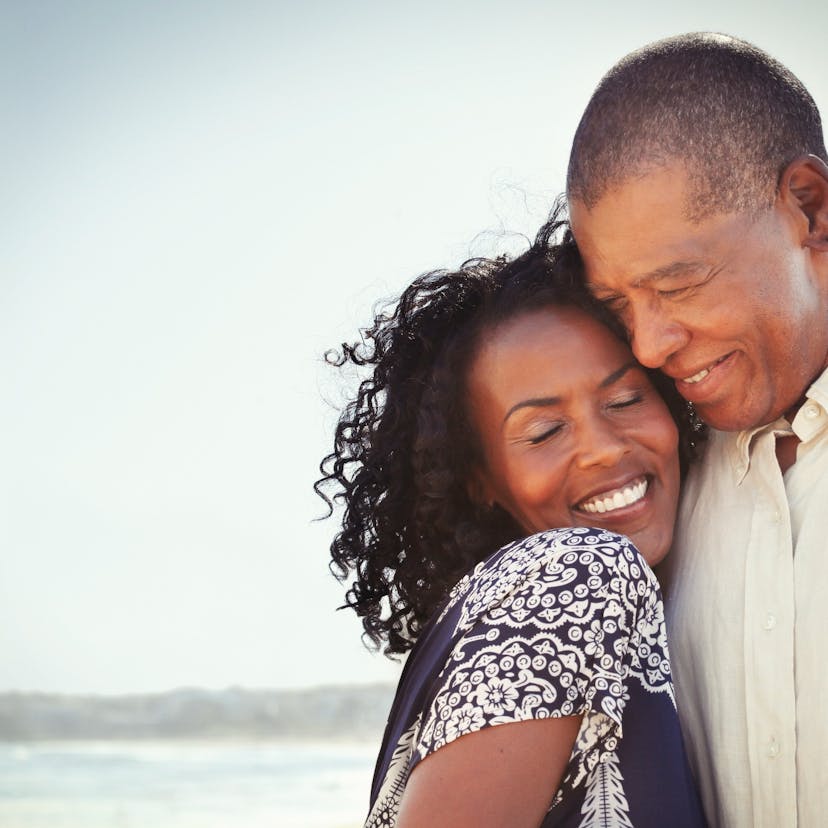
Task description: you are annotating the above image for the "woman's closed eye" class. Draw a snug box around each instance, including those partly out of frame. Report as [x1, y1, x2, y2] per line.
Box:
[526, 423, 564, 445]
[520, 394, 645, 444]
[607, 393, 644, 410]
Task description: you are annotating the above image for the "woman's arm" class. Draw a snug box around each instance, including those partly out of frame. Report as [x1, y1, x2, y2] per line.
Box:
[396, 715, 581, 828]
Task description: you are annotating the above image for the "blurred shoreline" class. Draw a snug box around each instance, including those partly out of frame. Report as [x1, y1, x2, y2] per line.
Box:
[0, 683, 395, 742]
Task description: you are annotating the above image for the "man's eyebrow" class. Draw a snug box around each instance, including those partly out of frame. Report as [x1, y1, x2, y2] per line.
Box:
[502, 361, 639, 424]
[634, 260, 706, 286]
[587, 260, 705, 294]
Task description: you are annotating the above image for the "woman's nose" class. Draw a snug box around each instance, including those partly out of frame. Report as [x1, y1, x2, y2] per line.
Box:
[574, 417, 629, 469]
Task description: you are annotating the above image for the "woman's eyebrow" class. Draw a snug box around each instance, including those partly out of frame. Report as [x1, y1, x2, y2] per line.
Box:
[502, 361, 640, 424]
[503, 395, 562, 424]
[600, 360, 638, 388]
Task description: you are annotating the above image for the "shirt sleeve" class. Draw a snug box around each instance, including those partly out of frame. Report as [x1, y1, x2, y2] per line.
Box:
[413, 527, 659, 768]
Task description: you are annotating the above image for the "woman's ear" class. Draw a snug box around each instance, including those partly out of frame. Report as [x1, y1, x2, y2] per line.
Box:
[779, 154, 828, 251]
[466, 469, 496, 511]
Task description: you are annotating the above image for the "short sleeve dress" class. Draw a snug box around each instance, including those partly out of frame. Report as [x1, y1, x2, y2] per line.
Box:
[365, 527, 706, 827]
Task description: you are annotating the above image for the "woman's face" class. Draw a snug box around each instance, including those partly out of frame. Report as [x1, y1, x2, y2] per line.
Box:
[466, 305, 681, 567]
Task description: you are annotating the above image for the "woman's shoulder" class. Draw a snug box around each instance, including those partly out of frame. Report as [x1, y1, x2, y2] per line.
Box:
[440, 527, 656, 633]
[413, 527, 671, 764]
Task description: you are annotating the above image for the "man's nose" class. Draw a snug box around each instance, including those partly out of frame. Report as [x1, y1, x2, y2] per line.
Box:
[627, 300, 689, 369]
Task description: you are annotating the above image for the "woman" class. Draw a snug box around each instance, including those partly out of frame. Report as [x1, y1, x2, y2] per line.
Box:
[316, 212, 706, 827]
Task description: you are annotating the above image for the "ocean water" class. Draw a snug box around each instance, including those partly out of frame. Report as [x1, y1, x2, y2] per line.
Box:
[0, 740, 378, 828]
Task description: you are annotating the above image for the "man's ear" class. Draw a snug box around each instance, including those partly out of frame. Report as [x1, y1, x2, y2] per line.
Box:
[779, 154, 828, 251]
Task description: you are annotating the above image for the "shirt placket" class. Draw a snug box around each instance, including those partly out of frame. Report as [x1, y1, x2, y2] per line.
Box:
[743, 428, 798, 828]
[789, 397, 828, 826]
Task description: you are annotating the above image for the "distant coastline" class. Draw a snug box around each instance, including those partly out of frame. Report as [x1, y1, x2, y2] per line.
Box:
[0, 683, 396, 742]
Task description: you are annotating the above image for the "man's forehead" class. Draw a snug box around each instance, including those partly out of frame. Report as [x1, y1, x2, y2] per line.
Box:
[569, 168, 747, 278]
[569, 158, 694, 212]
[572, 164, 693, 219]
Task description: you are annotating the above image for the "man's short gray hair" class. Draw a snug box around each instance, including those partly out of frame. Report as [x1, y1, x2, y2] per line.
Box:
[567, 33, 827, 221]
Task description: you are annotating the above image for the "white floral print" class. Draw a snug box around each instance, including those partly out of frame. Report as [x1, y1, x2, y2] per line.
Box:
[365, 527, 685, 827]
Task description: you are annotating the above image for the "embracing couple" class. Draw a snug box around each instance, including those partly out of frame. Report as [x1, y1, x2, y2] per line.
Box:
[317, 32, 828, 828]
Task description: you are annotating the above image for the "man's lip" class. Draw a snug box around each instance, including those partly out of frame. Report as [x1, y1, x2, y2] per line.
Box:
[671, 352, 734, 387]
[573, 474, 649, 509]
[671, 351, 737, 404]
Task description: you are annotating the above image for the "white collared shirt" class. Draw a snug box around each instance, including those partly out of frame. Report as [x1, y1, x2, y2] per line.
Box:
[664, 367, 828, 828]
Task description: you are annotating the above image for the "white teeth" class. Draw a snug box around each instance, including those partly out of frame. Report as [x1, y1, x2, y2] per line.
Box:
[682, 354, 730, 385]
[682, 367, 710, 385]
[580, 479, 648, 514]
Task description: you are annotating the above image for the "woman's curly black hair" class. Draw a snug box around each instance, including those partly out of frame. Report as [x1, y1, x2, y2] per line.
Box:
[316, 204, 705, 657]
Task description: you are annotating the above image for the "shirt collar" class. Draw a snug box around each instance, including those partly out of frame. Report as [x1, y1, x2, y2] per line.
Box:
[722, 364, 828, 484]
[792, 367, 828, 443]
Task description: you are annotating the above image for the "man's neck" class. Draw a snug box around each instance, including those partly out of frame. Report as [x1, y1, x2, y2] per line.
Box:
[776, 433, 799, 475]
[783, 394, 810, 425]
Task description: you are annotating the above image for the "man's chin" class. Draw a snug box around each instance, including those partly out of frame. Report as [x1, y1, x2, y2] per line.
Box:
[692, 399, 773, 433]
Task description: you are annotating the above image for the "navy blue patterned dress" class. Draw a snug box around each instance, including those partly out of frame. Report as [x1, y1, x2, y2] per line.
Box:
[365, 528, 706, 827]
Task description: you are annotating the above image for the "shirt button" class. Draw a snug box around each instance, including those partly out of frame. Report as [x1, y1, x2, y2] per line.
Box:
[768, 738, 780, 758]
[804, 403, 821, 419]
[763, 613, 777, 630]
[772, 510, 781, 523]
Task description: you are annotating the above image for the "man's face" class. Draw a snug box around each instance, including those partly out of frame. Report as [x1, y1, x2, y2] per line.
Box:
[570, 163, 828, 431]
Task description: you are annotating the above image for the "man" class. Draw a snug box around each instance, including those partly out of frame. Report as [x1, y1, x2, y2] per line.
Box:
[566, 33, 828, 828]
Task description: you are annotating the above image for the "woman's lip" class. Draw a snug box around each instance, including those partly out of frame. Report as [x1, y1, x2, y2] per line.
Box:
[573, 472, 651, 509]
[574, 480, 654, 523]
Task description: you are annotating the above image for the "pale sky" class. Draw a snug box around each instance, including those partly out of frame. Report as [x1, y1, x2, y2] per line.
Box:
[3, 0, 827, 694]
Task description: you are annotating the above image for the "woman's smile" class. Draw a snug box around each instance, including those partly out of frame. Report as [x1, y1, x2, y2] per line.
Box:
[575, 474, 649, 514]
